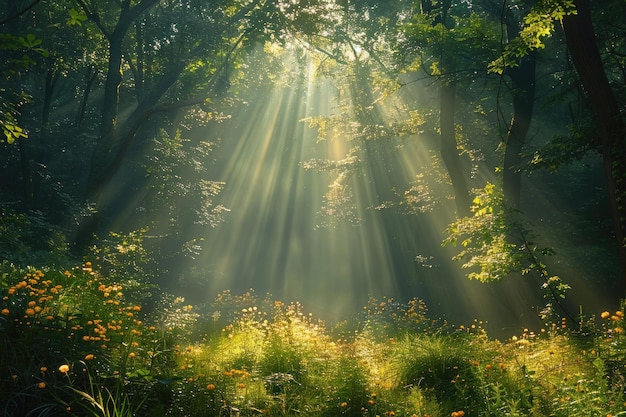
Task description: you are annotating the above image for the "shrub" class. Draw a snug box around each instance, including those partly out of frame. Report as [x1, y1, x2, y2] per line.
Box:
[395, 334, 487, 414]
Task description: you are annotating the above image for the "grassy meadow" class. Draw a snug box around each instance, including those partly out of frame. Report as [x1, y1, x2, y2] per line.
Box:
[1, 261, 625, 416]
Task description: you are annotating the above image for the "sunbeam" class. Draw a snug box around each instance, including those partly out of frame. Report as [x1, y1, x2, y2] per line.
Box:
[173, 47, 609, 336]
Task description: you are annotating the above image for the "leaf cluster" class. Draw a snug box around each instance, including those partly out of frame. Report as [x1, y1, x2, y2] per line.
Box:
[443, 183, 524, 282]
[443, 182, 560, 285]
[489, 0, 577, 74]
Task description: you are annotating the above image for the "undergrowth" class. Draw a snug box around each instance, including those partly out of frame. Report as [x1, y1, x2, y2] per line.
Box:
[1, 261, 625, 416]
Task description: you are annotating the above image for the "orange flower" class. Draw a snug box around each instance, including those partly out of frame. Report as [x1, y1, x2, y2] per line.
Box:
[25, 308, 35, 316]
[601, 311, 611, 319]
[38, 382, 46, 389]
[207, 383, 216, 390]
[128, 352, 136, 359]
[1, 308, 9, 316]
[40, 366, 47, 372]
[340, 402, 348, 408]
[84, 354, 95, 361]
[58, 364, 70, 373]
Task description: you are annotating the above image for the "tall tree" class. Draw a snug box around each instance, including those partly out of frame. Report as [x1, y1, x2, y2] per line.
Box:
[560, 0, 626, 290]
[492, 0, 539, 210]
[412, 0, 472, 217]
[72, 0, 263, 247]
[71, 0, 331, 249]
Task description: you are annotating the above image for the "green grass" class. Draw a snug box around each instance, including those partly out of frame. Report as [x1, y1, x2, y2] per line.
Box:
[1, 262, 625, 416]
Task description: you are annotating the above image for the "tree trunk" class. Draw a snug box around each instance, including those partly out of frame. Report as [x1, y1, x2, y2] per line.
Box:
[99, 31, 124, 137]
[73, 65, 190, 250]
[133, 19, 145, 102]
[440, 82, 471, 217]
[562, 0, 626, 292]
[40, 68, 58, 143]
[76, 66, 98, 127]
[503, 53, 536, 210]
[76, 0, 160, 197]
[18, 138, 34, 211]
[73, 28, 137, 250]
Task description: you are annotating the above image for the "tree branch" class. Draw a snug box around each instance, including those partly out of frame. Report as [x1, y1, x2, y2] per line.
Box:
[0, 0, 41, 25]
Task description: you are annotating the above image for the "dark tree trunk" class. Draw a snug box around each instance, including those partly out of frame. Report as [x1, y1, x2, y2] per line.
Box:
[76, 66, 98, 127]
[426, 0, 471, 218]
[439, 82, 471, 217]
[97, 30, 124, 142]
[133, 19, 145, 102]
[503, 53, 536, 210]
[562, 0, 626, 292]
[73, 65, 189, 250]
[18, 138, 34, 211]
[75, 0, 160, 197]
[72, 0, 160, 250]
[40, 68, 59, 142]
[73, 34, 138, 250]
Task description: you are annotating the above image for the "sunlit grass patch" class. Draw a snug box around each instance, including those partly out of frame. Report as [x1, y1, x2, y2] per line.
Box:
[2, 261, 626, 416]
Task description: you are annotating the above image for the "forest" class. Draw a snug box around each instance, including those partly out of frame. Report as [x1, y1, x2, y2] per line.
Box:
[1, 0, 625, 416]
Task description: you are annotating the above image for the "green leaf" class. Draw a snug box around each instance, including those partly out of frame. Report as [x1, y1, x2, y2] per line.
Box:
[155, 375, 184, 384]
[67, 8, 88, 26]
[2, 123, 28, 144]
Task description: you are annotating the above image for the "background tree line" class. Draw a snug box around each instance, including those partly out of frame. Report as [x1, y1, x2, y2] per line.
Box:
[1, 0, 624, 315]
